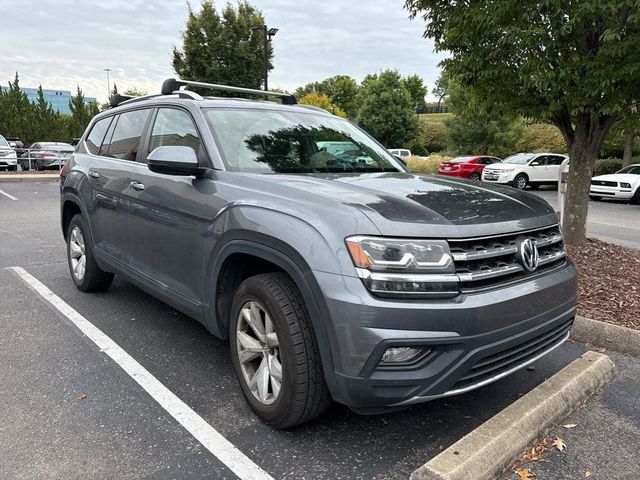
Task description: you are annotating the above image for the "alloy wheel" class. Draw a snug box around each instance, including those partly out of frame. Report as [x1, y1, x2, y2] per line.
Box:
[69, 226, 86, 281]
[236, 300, 282, 405]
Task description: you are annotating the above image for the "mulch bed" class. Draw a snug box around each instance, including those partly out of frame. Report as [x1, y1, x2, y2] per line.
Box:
[567, 239, 640, 330]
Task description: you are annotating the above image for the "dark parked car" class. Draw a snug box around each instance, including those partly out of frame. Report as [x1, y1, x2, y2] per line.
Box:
[438, 155, 502, 180]
[5, 136, 27, 157]
[21, 142, 75, 171]
[60, 79, 577, 428]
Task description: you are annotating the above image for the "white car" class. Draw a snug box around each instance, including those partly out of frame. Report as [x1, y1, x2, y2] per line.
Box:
[0, 135, 18, 171]
[388, 148, 411, 158]
[590, 164, 640, 203]
[482, 153, 568, 190]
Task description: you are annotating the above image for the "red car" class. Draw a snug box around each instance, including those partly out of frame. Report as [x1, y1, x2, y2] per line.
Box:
[438, 155, 502, 180]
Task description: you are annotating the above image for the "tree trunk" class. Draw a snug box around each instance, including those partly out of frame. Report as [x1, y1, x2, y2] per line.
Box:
[622, 130, 634, 167]
[560, 114, 615, 245]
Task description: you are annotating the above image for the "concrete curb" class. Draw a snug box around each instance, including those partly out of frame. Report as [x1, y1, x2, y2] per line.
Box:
[410, 351, 615, 480]
[0, 174, 59, 183]
[571, 315, 640, 357]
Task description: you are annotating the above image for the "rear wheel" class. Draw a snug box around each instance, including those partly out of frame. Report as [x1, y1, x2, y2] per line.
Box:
[512, 173, 528, 190]
[229, 272, 331, 428]
[66, 214, 114, 292]
[469, 172, 481, 181]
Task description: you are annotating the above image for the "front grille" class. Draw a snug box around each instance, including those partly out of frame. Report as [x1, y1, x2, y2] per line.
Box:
[449, 225, 566, 291]
[591, 180, 617, 187]
[451, 318, 573, 391]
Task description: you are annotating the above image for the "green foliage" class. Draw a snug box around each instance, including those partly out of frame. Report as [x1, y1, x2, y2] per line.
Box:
[402, 74, 427, 109]
[593, 158, 623, 176]
[357, 70, 418, 148]
[0, 74, 92, 144]
[516, 123, 567, 154]
[444, 81, 521, 157]
[410, 119, 447, 154]
[432, 70, 449, 108]
[295, 75, 360, 117]
[123, 87, 147, 96]
[172, 0, 270, 93]
[299, 92, 347, 118]
[68, 86, 95, 139]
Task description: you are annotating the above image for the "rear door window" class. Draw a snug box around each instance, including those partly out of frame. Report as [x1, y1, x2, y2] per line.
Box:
[106, 109, 150, 161]
[85, 117, 112, 155]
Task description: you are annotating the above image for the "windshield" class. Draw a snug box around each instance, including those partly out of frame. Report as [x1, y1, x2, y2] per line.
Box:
[0, 135, 9, 147]
[502, 153, 535, 165]
[616, 165, 640, 175]
[204, 108, 402, 174]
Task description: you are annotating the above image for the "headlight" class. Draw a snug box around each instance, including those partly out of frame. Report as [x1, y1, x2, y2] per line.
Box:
[345, 236, 458, 297]
[621, 182, 632, 189]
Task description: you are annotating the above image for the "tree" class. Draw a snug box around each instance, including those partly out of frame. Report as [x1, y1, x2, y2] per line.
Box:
[68, 86, 93, 139]
[123, 87, 148, 97]
[172, 1, 271, 93]
[405, 0, 640, 244]
[295, 75, 360, 116]
[357, 70, 418, 147]
[299, 92, 347, 118]
[0, 73, 34, 143]
[402, 74, 427, 110]
[432, 70, 449, 111]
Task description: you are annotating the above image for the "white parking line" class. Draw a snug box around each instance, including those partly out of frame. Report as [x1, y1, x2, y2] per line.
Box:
[7, 266, 274, 480]
[0, 188, 17, 200]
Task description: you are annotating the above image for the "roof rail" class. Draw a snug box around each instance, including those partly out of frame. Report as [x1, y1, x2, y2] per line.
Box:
[161, 78, 297, 105]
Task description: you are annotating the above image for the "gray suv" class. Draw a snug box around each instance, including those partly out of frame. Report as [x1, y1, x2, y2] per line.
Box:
[60, 79, 577, 428]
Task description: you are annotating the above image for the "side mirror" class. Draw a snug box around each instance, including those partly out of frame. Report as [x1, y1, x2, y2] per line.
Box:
[393, 154, 407, 166]
[530, 161, 540, 166]
[147, 146, 200, 176]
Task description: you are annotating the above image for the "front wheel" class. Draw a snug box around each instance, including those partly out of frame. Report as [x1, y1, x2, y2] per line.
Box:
[66, 214, 114, 292]
[589, 195, 602, 202]
[631, 188, 640, 205]
[229, 273, 331, 428]
[512, 174, 528, 190]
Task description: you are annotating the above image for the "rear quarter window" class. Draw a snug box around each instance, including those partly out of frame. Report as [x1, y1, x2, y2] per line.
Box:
[85, 117, 113, 155]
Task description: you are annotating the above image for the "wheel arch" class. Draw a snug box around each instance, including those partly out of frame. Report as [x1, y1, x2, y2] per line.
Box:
[206, 234, 342, 403]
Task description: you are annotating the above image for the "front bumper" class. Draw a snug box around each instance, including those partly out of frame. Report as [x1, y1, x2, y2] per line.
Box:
[482, 171, 514, 183]
[589, 187, 635, 199]
[314, 261, 577, 410]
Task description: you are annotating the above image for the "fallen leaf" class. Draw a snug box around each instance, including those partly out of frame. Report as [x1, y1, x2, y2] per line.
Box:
[585, 472, 592, 478]
[552, 436, 567, 452]
[75, 394, 87, 401]
[515, 467, 536, 479]
[562, 423, 578, 429]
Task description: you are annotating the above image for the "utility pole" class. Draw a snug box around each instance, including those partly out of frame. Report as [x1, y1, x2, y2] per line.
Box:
[252, 25, 278, 91]
[104, 68, 112, 100]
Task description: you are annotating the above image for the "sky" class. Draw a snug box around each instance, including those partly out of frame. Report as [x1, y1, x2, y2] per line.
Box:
[0, 0, 446, 104]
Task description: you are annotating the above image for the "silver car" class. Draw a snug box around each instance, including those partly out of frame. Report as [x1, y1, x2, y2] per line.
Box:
[21, 142, 75, 171]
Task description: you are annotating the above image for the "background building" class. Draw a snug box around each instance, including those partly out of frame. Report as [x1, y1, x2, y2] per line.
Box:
[1, 86, 97, 115]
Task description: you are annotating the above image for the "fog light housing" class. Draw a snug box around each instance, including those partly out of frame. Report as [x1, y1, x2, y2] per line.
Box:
[380, 346, 430, 364]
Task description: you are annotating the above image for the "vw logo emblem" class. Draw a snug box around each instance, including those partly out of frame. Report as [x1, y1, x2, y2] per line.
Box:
[518, 238, 539, 272]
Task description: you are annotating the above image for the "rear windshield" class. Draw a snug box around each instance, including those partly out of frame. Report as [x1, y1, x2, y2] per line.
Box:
[450, 156, 476, 163]
[204, 108, 402, 174]
[41, 142, 73, 150]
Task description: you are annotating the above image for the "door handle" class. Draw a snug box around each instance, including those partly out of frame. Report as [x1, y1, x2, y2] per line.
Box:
[88, 171, 100, 178]
[130, 181, 145, 191]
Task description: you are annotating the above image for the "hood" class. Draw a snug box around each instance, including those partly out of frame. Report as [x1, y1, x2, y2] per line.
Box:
[258, 172, 557, 237]
[484, 163, 517, 170]
[592, 173, 640, 184]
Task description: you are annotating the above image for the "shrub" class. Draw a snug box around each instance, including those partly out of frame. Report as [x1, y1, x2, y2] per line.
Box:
[406, 154, 451, 174]
[515, 123, 567, 154]
[593, 158, 623, 176]
[411, 120, 448, 153]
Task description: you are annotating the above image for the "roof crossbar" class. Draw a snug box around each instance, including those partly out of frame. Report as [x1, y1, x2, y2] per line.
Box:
[161, 78, 297, 105]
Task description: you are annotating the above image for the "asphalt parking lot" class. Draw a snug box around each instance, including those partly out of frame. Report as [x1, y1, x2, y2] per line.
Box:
[0, 181, 600, 479]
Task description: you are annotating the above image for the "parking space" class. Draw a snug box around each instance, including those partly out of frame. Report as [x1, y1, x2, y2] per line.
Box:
[1, 182, 588, 479]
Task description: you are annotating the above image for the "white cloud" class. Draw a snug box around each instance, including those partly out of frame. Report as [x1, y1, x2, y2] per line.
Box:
[0, 0, 446, 103]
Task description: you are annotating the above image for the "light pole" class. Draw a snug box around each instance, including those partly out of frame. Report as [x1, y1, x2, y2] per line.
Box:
[104, 68, 111, 100]
[252, 25, 278, 91]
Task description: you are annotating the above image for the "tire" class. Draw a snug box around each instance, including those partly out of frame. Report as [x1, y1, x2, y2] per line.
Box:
[66, 214, 114, 292]
[589, 195, 602, 201]
[631, 188, 640, 205]
[469, 172, 481, 181]
[229, 272, 331, 428]
[512, 173, 528, 190]
[8, 165, 17, 172]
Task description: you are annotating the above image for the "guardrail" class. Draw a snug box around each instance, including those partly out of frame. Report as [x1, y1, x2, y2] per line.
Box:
[17, 148, 73, 171]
